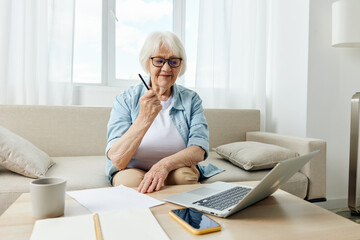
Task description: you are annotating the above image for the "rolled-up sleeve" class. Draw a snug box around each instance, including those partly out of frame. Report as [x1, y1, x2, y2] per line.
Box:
[187, 94, 209, 160]
[106, 93, 132, 158]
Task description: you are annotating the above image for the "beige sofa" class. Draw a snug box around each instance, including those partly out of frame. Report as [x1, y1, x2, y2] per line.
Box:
[0, 105, 326, 216]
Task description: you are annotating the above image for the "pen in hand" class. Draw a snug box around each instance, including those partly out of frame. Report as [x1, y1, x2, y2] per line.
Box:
[138, 73, 149, 90]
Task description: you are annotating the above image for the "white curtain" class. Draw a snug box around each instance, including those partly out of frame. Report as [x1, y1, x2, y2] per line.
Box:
[0, 0, 74, 105]
[195, 0, 269, 129]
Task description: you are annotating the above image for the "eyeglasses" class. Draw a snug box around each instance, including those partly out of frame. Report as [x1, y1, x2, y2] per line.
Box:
[150, 57, 182, 68]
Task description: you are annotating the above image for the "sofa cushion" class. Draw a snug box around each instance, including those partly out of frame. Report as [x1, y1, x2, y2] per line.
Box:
[214, 141, 299, 171]
[46, 156, 110, 190]
[199, 152, 308, 199]
[0, 156, 109, 194]
[0, 126, 55, 178]
[0, 156, 109, 216]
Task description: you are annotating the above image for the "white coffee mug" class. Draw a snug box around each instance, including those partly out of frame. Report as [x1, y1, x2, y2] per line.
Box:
[30, 177, 66, 219]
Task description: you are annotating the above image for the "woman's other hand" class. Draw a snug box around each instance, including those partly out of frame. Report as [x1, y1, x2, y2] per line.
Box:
[138, 89, 162, 125]
[137, 162, 169, 193]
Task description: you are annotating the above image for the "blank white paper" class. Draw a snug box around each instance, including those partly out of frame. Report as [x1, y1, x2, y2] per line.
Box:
[30, 215, 96, 240]
[100, 208, 169, 240]
[67, 185, 164, 213]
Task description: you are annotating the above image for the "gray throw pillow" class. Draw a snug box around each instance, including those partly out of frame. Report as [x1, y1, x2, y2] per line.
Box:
[214, 141, 299, 171]
[0, 126, 55, 178]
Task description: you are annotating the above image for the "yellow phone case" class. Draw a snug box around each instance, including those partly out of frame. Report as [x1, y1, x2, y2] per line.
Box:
[169, 209, 222, 235]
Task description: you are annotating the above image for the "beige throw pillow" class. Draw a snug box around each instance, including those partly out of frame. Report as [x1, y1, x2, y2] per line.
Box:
[0, 126, 55, 178]
[214, 141, 299, 171]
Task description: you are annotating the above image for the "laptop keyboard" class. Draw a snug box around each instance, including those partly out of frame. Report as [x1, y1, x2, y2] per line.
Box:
[192, 186, 251, 211]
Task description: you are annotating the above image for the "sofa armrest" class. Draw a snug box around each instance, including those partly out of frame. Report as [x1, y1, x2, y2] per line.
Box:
[246, 131, 326, 201]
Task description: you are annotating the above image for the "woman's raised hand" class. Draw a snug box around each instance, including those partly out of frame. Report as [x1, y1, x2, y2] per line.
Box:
[138, 89, 162, 125]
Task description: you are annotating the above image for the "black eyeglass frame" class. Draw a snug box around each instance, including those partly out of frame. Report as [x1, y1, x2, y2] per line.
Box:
[150, 57, 183, 68]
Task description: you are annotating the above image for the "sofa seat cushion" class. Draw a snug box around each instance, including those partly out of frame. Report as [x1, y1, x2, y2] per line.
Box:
[46, 156, 110, 190]
[0, 156, 109, 194]
[0, 156, 109, 216]
[199, 151, 309, 199]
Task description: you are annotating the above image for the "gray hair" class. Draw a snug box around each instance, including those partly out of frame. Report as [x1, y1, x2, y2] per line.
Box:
[139, 31, 187, 77]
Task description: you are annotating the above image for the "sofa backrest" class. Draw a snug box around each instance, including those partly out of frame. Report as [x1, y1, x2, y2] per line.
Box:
[204, 109, 260, 149]
[0, 105, 260, 157]
[0, 105, 110, 157]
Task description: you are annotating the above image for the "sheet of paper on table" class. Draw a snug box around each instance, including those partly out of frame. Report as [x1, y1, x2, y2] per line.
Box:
[30, 208, 170, 240]
[67, 185, 165, 213]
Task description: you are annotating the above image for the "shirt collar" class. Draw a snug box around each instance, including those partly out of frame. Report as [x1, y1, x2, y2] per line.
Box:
[171, 83, 185, 111]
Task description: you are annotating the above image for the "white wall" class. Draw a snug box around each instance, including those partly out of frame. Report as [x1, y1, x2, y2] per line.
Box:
[308, 0, 360, 208]
[265, 0, 309, 137]
[74, 85, 122, 107]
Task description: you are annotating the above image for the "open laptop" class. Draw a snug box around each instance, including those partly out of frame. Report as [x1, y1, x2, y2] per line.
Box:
[164, 150, 319, 218]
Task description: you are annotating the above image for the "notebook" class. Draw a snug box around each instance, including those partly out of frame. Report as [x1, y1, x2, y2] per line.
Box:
[164, 150, 319, 218]
[30, 208, 169, 240]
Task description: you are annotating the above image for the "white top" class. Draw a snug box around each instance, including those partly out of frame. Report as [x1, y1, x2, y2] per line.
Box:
[130, 95, 186, 171]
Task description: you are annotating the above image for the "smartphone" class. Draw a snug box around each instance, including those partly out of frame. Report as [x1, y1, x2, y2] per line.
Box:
[169, 208, 221, 235]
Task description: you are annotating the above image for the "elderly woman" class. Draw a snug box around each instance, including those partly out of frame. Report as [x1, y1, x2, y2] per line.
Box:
[105, 31, 209, 194]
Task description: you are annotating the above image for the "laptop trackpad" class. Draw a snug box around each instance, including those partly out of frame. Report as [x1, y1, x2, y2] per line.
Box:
[188, 187, 217, 196]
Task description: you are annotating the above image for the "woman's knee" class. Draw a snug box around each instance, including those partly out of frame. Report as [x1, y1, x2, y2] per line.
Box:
[112, 168, 146, 187]
[166, 166, 200, 185]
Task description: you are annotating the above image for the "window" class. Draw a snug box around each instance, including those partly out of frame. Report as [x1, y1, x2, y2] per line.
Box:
[115, 0, 173, 81]
[73, 0, 102, 84]
[72, 0, 197, 87]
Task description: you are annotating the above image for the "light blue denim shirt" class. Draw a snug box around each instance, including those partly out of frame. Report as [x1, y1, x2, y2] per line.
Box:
[105, 82, 211, 183]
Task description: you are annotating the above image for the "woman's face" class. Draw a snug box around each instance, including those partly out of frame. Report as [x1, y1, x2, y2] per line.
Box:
[147, 43, 182, 94]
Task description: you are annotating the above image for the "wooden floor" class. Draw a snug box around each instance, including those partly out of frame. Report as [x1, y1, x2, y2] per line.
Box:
[333, 209, 360, 224]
